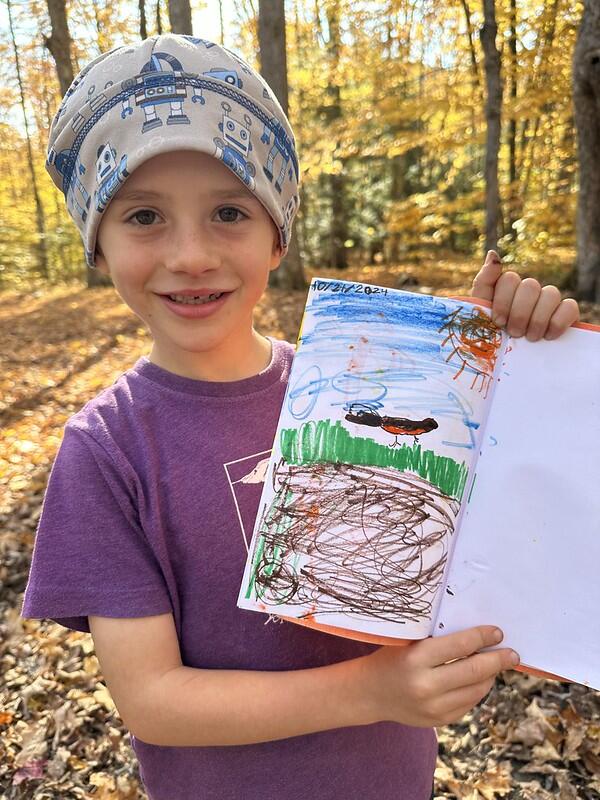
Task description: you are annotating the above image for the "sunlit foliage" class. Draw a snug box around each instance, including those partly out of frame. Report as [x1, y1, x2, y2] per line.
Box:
[0, 0, 582, 284]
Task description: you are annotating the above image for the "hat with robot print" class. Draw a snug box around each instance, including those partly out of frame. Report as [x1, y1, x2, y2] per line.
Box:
[45, 34, 300, 266]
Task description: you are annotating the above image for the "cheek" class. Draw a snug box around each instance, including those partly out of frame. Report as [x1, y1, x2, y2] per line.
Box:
[108, 266, 149, 308]
[249, 272, 271, 307]
[110, 279, 138, 312]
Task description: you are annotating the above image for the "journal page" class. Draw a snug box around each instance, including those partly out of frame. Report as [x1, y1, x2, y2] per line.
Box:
[436, 325, 600, 689]
[239, 279, 501, 642]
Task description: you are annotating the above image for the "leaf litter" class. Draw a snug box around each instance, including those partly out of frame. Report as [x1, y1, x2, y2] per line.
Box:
[1, 261, 599, 799]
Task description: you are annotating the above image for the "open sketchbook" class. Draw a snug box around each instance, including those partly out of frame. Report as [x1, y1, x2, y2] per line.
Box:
[238, 278, 600, 689]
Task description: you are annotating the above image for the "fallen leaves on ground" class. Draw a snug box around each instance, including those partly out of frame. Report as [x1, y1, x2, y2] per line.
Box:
[1, 258, 599, 799]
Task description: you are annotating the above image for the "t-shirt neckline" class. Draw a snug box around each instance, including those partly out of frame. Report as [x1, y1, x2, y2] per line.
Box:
[131, 338, 292, 398]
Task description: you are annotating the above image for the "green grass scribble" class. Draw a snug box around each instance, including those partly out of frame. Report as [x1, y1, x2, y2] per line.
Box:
[245, 534, 265, 599]
[280, 419, 468, 500]
[247, 488, 294, 600]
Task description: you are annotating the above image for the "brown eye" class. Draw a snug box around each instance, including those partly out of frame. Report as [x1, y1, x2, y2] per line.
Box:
[217, 207, 244, 223]
[131, 209, 157, 225]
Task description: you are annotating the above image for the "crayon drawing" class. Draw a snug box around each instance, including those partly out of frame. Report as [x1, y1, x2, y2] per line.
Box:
[344, 403, 439, 447]
[248, 461, 459, 626]
[439, 307, 502, 398]
[239, 279, 504, 639]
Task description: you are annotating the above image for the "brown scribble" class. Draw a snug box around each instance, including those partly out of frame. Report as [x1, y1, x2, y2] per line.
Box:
[252, 461, 459, 626]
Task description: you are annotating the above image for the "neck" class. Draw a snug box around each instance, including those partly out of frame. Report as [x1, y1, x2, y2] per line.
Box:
[148, 329, 272, 382]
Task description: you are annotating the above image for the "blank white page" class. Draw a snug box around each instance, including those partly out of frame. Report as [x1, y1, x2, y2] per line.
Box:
[436, 326, 600, 689]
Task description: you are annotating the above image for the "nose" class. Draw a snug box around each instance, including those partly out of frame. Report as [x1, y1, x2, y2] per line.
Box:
[163, 222, 221, 275]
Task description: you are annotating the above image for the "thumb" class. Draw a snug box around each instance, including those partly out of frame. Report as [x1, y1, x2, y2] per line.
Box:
[471, 250, 502, 301]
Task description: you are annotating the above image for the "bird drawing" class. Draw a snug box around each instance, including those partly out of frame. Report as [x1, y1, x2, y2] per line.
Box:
[344, 403, 438, 447]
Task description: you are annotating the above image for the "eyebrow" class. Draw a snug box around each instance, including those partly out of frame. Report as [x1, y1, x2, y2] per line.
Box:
[113, 189, 163, 204]
[211, 188, 255, 199]
[114, 187, 256, 203]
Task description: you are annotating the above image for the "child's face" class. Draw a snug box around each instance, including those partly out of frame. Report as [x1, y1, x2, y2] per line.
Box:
[96, 150, 282, 379]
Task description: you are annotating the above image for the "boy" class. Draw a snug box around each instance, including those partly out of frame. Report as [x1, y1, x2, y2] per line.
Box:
[23, 35, 579, 800]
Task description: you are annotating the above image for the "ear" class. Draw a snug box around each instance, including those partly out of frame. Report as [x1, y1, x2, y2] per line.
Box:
[94, 245, 110, 276]
[269, 238, 283, 272]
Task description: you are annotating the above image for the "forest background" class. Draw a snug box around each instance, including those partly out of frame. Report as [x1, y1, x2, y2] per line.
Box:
[2, 0, 599, 293]
[1, 1, 600, 798]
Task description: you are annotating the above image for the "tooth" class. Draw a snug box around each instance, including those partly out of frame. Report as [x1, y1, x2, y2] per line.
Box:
[167, 293, 222, 305]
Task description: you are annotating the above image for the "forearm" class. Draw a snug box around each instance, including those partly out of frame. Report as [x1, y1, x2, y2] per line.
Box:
[95, 615, 515, 743]
[128, 656, 375, 747]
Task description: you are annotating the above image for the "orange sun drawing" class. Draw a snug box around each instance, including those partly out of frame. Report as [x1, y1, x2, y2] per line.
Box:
[439, 307, 502, 398]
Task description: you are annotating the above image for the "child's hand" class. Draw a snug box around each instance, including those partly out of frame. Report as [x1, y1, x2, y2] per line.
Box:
[359, 625, 518, 728]
[471, 250, 579, 341]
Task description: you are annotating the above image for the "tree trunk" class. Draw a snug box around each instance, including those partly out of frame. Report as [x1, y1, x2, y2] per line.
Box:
[43, 0, 74, 95]
[388, 149, 421, 263]
[385, 1, 425, 263]
[92, 2, 106, 51]
[292, 0, 312, 266]
[44, 0, 108, 286]
[481, 0, 504, 255]
[168, 0, 193, 34]
[258, 0, 289, 113]
[218, 0, 225, 44]
[139, 0, 148, 39]
[573, 0, 600, 301]
[257, 0, 305, 289]
[508, 0, 518, 234]
[156, 0, 164, 34]
[460, 0, 480, 91]
[324, 0, 349, 270]
[9, 0, 49, 279]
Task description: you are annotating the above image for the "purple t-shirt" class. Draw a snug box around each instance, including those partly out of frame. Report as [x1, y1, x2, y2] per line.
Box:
[22, 339, 436, 800]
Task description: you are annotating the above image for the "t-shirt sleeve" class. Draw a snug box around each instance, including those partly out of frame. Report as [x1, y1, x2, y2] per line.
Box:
[21, 424, 172, 632]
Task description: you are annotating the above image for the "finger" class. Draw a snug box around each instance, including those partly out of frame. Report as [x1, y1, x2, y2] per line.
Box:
[524, 285, 562, 342]
[416, 625, 504, 668]
[430, 676, 497, 726]
[471, 250, 503, 301]
[433, 646, 519, 694]
[545, 298, 580, 340]
[490, 271, 521, 327]
[506, 278, 542, 338]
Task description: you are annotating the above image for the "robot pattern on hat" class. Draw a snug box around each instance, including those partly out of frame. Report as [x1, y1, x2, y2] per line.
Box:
[45, 34, 301, 265]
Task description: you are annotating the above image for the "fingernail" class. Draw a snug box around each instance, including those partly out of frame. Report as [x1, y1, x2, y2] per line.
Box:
[510, 651, 520, 666]
[493, 628, 503, 643]
[493, 315, 506, 327]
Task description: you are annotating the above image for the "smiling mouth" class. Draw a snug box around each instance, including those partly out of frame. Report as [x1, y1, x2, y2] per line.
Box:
[166, 292, 224, 305]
